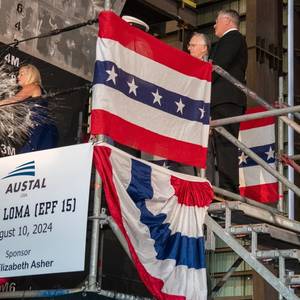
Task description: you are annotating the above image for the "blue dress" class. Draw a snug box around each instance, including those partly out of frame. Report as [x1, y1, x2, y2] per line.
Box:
[18, 99, 59, 153]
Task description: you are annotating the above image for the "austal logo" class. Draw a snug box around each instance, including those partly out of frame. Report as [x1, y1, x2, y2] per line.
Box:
[2, 161, 35, 179]
[2, 161, 47, 194]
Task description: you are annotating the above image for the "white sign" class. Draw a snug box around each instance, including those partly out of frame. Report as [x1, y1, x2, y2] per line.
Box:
[0, 143, 93, 277]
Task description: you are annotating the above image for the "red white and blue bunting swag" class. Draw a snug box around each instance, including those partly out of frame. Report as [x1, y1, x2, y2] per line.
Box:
[94, 144, 214, 300]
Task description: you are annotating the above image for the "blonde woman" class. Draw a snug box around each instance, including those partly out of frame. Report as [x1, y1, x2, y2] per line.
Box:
[0, 64, 58, 154]
[0, 64, 42, 106]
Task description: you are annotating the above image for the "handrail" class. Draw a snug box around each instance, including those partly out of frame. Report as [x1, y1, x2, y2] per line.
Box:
[210, 105, 300, 128]
[213, 64, 300, 123]
[214, 126, 300, 198]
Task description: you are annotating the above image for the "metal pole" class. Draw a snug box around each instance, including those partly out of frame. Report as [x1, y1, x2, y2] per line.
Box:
[104, 0, 112, 10]
[2, 21, 98, 49]
[87, 138, 107, 290]
[76, 111, 83, 144]
[280, 115, 300, 135]
[278, 77, 285, 212]
[99, 289, 153, 300]
[211, 257, 244, 298]
[87, 0, 112, 290]
[0, 288, 84, 299]
[213, 186, 281, 214]
[251, 231, 258, 256]
[214, 126, 300, 197]
[290, 154, 300, 161]
[97, 209, 106, 289]
[279, 255, 286, 300]
[107, 216, 132, 260]
[288, 0, 295, 220]
[210, 105, 300, 128]
[88, 170, 102, 291]
[225, 206, 232, 230]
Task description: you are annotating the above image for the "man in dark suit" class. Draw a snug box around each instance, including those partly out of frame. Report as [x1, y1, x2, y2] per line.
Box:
[207, 9, 248, 194]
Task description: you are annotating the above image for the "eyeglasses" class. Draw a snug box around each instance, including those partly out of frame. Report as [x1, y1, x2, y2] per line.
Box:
[188, 43, 207, 48]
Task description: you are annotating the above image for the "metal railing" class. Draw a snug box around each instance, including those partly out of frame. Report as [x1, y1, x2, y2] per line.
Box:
[211, 64, 300, 205]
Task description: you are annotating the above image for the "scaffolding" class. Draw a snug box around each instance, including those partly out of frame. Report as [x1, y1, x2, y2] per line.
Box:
[0, 0, 300, 299]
